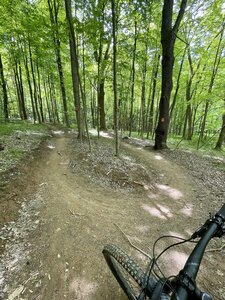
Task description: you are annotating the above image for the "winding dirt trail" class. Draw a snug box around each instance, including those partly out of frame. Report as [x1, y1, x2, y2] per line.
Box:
[1, 132, 224, 300]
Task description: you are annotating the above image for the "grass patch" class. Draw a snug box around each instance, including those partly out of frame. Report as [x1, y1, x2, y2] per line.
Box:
[0, 121, 48, 136]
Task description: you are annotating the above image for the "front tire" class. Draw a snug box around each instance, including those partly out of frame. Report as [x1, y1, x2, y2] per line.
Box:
[103, 244, 156, 300]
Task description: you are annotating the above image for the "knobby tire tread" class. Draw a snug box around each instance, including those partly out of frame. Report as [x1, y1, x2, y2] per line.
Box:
[103, 244, 156, 300]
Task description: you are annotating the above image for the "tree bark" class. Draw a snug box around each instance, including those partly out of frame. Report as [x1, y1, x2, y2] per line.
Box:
[129, 19, 138, 137]
[65, 0, 82, 137]
[48, 0, 69, 127]
[140, 41, 148, 138]
[147, 53, 160, 137]
[154, 0, 187, 149]
[215, 113, 225, 149]
[36, 63, 44, 123]
[14, 61, 27, 120]
[24, 52, 36, 122]
[28, 39, 41, 123]
[111, 0, 119, 156]
[199, 20, 225, 141]
[0, 52, 9, 121]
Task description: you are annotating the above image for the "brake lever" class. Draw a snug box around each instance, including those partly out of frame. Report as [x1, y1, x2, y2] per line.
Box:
[192, 212, 225, 239]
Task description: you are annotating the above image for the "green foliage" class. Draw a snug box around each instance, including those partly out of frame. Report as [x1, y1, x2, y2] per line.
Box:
[0, 0, 224, 149]
[0, 121, 48, 136]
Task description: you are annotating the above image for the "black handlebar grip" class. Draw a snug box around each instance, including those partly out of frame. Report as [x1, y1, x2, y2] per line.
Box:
[217, 203, 225, 219]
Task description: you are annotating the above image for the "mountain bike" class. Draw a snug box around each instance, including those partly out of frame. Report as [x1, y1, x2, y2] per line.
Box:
[103, 203, 225, 300]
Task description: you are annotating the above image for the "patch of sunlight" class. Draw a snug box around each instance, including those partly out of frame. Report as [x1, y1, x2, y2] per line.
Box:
[88, 128, 98, 136]
[47, 144, 55, 149]
[164, 250, 188, 275]
[156, 204, 173, 218]
[121, 155, 133, 161]
[100, 131, 113, 139]
[147, 192, 159, 199]
[52, 130, 65, 135]
[154, 155, 163, 160]
[180, 205, 193, 217]
[156, 184, 183, 200]
[185, 229, 193, 236]
[69, 277, 99, 299]
[136, 225, 150, 234]
[141, 204, 167, 220]
[168, 231, 187, 240]
[59, 160, 70, 165]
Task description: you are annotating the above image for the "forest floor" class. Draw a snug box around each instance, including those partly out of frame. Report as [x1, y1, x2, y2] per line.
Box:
[0, 128, 225, 300]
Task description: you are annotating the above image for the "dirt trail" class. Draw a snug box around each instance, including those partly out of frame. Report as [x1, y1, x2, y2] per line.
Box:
[0, 132, 224, 300]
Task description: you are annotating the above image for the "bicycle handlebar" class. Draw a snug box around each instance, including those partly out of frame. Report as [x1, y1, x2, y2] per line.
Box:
[217, 203, 225, 219]
[171, 204, 225, 300]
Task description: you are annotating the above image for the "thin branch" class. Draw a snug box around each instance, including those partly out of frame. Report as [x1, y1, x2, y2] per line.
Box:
[175, 33, 189, 46]
[114, 223, 152, 259]
[206, 243, 225, 253]
[173, 0, 188, 34]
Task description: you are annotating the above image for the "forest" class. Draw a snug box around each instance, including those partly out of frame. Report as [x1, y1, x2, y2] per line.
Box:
[0, 0, 225, 150]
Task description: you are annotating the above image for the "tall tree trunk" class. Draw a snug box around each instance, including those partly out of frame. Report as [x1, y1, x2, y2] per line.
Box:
[129, 19, 138, 137]
[24, 52, 36, 122]
[98, 81, 106, 130]
[36, 63, 44, 123]
[93, 2, 111, 131]
[14, 62, 27, 120]
[154, 0, 187, 149]
[96, 41, 111, 131]
[199, 20, 225, 142]
[169, 44, 187, 121]
[65, 0, 82, 137]
[48, 0, 69, 127]
[0, 52, 9, 121]
[215, 112, 225, 150]
[43, 78, 52, 123]
[183, 48, 200, 140]
[18, 61, 27, 120]
[111, 0, 119, 156]
[140, 41, 148, 138]
[28, 39, 41, 123]
[147, 53, 160, 138]
[47, 75, 56, 123]
[79, 34, 91, 151]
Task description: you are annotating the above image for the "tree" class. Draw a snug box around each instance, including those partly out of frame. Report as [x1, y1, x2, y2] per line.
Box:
[154, 0, 187, 149]
[48, 0, 69, 127]
[111, 0, 119, 156]
[0, 52, 9, 121]
[215, 110, 225, 149]
[64, 0, 82, 137]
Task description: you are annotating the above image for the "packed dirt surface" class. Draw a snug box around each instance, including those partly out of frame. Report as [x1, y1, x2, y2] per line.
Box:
[0, 130, 225, 300]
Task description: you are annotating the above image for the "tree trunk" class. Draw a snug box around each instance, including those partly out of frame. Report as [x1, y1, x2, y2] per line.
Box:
[0, 52, 9, 121]
[24, 52, 36, 122]
[14, 62, 27, 120]
[169, 44, 187, 121]
[28, 39, 41, 123]
[147, 53, 160, 137]
[48, 0, 69, 127]
[98, 81, 106, 130]
[18, 61, 27, 120]
[140, 42, 148, 138]
[111, 0, 119, 156]
[36, 63, 44, 123]
[43, 78, 52, 123]
[154, 0, 187, 149]
[199, 19, 224, 141]
[65, 0, 82, 137]
[215, 113, 225, 149]
[129, 19, 138, 137]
